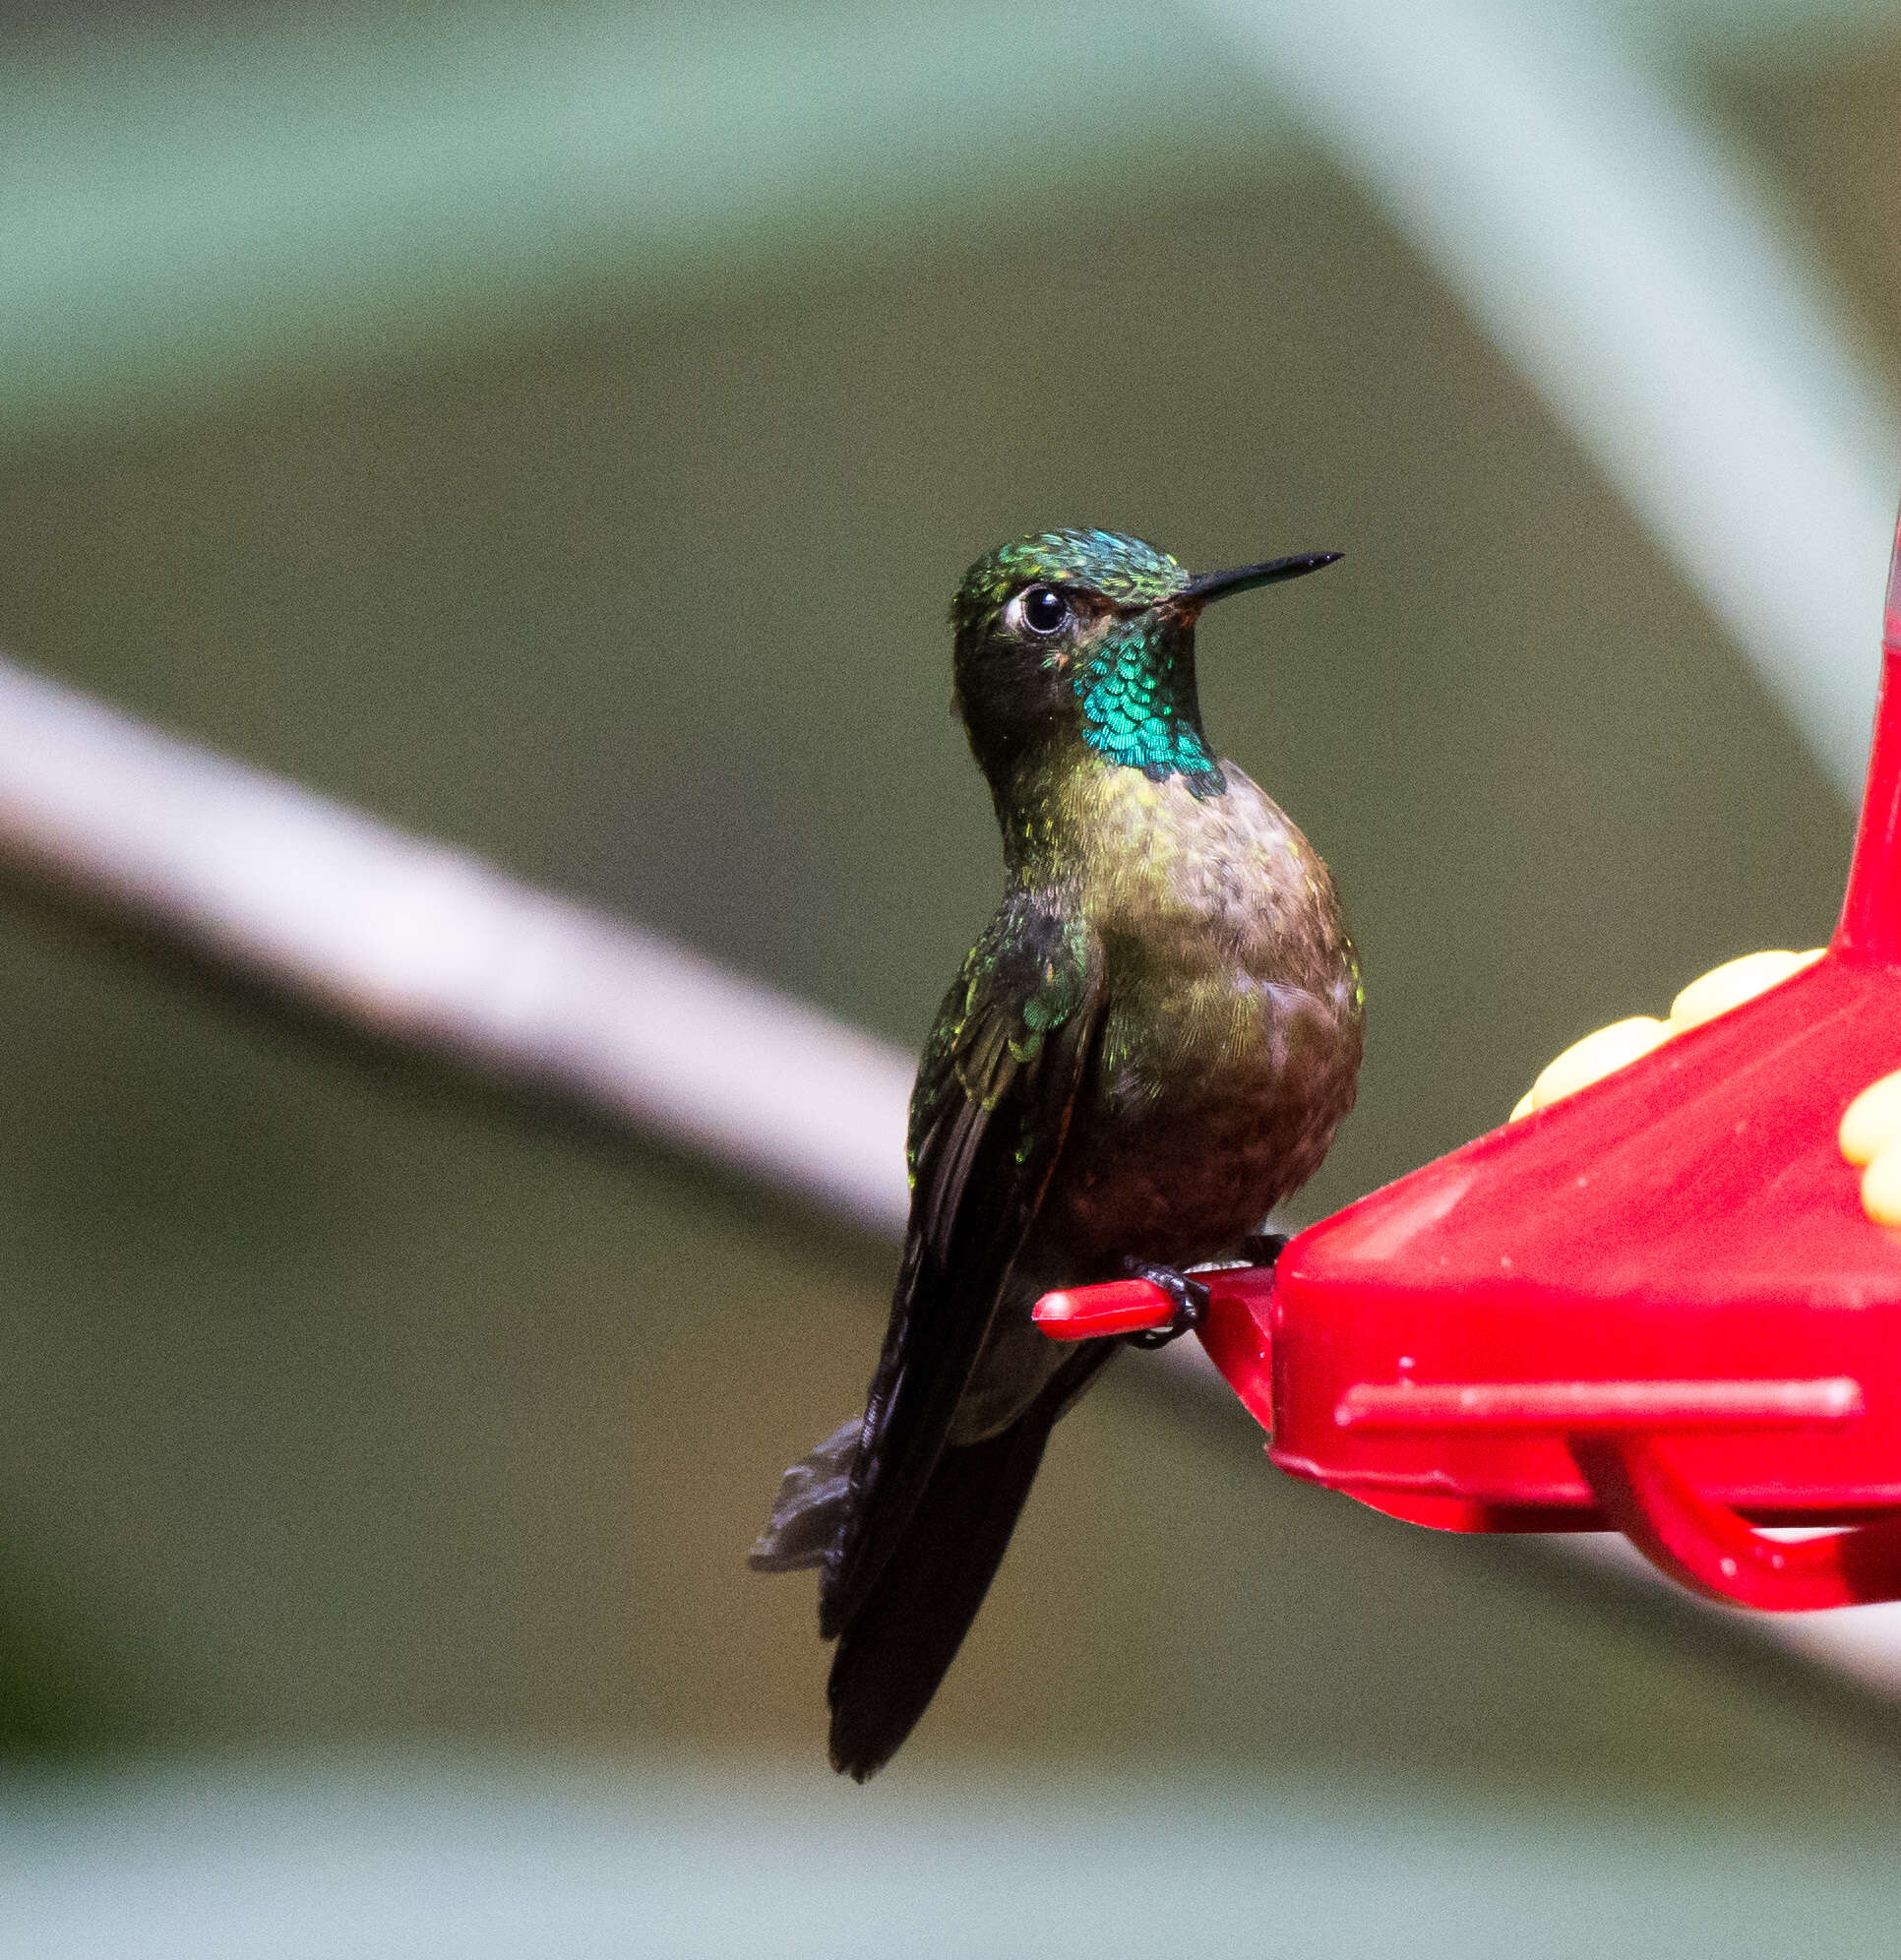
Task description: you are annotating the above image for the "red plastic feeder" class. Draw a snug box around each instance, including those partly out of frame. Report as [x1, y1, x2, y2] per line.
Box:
[1036, 514, 1901, 1614]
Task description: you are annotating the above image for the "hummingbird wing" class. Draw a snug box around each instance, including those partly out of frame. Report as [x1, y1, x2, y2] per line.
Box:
[819, 890, 1102, 1642]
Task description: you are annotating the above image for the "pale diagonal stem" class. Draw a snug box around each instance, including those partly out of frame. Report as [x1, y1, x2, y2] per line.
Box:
[0, 653, 916, 1238]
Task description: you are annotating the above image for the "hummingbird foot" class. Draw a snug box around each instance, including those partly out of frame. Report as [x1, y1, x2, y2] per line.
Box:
[1121, 1259, 1210, 1348]
[1238, 1231, 1289, 1270]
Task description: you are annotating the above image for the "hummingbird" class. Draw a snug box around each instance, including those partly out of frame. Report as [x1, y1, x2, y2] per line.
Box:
[751, 527, 1363, 1779]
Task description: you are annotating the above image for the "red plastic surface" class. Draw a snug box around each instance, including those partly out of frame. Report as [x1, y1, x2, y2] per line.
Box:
[1033, 1278, 1183, 1340]
[1032, 511, 1901, 1613]
[1333, 1378, 1866, 1434]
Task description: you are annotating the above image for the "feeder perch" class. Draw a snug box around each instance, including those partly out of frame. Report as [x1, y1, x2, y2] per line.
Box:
[1035, 511, 1901, 1614]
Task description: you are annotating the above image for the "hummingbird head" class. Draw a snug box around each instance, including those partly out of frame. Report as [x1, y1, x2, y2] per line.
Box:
[948, 527, 1338, 803]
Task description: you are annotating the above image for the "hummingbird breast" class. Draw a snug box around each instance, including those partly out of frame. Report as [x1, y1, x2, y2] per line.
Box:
[1053, 762, 1363, 1265]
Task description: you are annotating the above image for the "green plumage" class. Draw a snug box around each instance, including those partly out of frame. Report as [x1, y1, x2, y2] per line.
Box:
[753, 527, 1362, 1779]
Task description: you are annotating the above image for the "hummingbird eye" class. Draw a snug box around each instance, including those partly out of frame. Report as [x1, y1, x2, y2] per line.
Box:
[1018, 585, 1070, 637]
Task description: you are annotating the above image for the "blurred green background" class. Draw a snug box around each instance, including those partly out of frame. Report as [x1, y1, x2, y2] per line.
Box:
[5, 0, 1901, 1949]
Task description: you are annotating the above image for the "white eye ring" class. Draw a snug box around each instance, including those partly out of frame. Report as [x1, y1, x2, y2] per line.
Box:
[1011, 585, 1071, 637]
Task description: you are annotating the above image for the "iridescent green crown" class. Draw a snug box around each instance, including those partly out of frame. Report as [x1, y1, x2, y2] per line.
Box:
[950, 528, 1188, 627]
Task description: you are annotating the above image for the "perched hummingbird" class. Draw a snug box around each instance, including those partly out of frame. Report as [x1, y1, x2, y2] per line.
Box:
[751, 528, 1362, 1779]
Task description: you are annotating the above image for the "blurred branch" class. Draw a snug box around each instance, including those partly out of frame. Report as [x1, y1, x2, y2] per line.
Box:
[0, 0, 1871, 452]
[0, 0, 1291, 444]
[1202, 0, 1898, 799]
[0, 654, 914, 1236]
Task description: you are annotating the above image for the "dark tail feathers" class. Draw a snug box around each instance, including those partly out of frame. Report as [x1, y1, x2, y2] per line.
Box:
[825, 1345, 1124, 1782]
[756, 1352, 1114, 1780]
[748, 1414, 861, 1573]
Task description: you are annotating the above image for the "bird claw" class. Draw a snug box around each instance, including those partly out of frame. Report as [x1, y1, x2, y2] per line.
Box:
[1239, 1231, 1289, 1270]
[1121, 1237, 1285, 1349]
[1121, 1260, 1211, 1348]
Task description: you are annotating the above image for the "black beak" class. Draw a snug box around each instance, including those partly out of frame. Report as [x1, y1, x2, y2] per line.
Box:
[1180, 551, 1341, 606]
